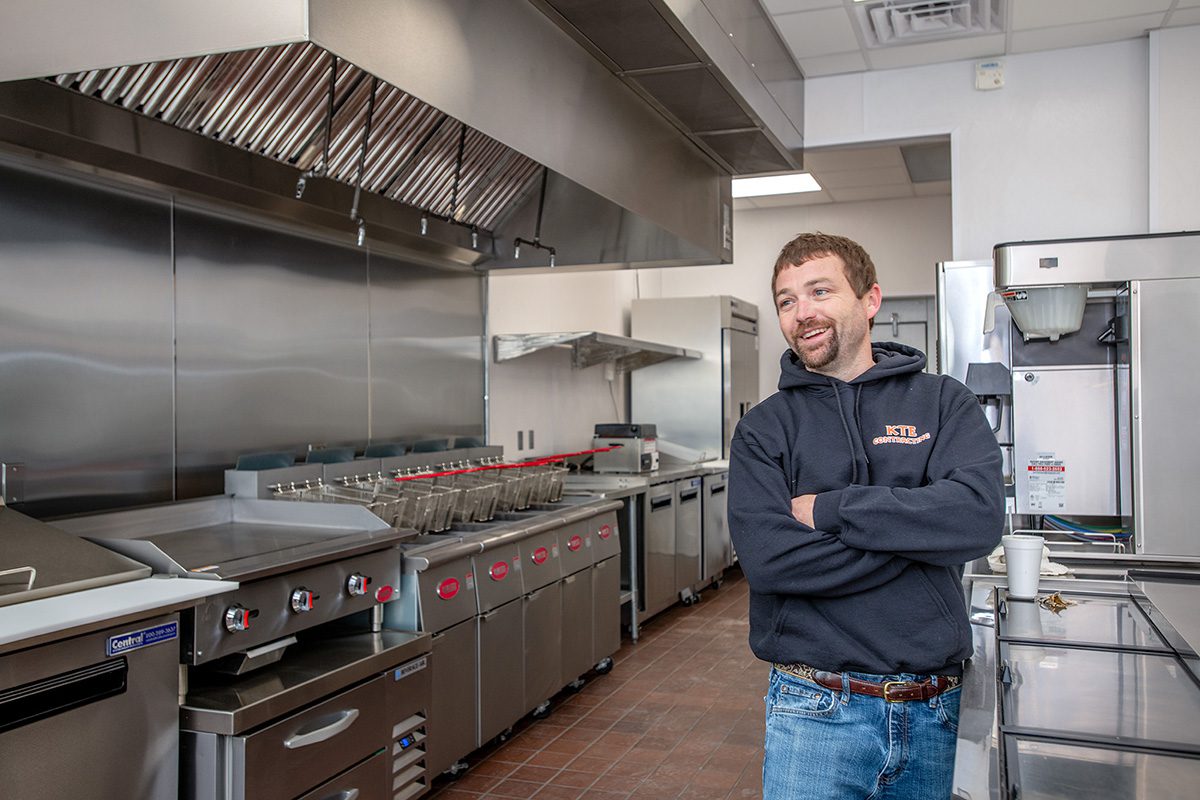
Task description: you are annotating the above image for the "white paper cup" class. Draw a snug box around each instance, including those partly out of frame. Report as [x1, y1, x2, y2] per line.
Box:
[1003, 534, 1044, 600]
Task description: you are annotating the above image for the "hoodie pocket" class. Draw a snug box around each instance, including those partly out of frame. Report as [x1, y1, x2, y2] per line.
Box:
[772, 602, 791, 637]
[915, 569, 957, 634]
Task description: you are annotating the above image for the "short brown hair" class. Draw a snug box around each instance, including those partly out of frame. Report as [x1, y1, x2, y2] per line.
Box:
[772, 232, 878, 299]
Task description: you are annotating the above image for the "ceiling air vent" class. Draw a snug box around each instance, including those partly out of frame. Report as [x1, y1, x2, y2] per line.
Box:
[853, 0, 1005, 48]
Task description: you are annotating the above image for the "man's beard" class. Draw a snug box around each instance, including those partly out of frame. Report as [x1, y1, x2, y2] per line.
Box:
[789, 320, 841, 370]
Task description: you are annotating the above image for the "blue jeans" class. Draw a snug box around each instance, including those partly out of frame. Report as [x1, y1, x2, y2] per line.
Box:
[763, 666, 960, 800]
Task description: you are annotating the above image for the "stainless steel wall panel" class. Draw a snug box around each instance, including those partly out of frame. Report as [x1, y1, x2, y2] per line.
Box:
[368, 254, 484, 443]
[0, 153, 486, 516]
[0, 160, 174, 516]
[174, 207, 371, 498]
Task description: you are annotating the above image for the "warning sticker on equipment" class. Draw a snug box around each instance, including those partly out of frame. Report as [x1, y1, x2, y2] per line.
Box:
[1026, 453, 1066, 511]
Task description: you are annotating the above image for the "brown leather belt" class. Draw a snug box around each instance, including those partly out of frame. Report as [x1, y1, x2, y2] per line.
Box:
[775, 663, 960, 702]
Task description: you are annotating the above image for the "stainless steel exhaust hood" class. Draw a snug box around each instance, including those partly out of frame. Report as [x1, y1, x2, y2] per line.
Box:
[0, 1, 799, 270]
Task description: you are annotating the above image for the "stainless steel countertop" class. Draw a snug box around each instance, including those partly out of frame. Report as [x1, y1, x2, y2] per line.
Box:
[563, 459, 725, 500]
[954, 569, 1200, 800]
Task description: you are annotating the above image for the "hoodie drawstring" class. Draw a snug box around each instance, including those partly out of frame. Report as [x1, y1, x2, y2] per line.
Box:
[854, 384, 871, 482]
[830, 378, 859, 484]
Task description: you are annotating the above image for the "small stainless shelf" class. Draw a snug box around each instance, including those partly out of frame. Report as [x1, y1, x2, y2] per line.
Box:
[493, 331, 701, 372]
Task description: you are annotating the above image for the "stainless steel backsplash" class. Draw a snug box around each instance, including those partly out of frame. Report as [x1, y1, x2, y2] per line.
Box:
[0, 157, 484, 516]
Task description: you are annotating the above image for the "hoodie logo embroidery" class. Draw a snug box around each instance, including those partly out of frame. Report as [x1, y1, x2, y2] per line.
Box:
[873, 424, 930, 446]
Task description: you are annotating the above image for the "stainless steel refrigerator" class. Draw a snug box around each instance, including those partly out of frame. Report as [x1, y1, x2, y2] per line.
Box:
[630, 296, 759, 460]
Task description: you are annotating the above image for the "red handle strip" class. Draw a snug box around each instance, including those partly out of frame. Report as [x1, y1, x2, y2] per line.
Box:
[390, 445, 621, 482]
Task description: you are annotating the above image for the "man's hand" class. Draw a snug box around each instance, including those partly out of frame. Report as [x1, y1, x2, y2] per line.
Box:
[791, 494, 816, 527]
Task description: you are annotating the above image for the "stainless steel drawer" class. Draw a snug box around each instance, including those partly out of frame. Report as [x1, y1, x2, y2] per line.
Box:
[296, 750, 389, 800]
[236, 675, 388, 800]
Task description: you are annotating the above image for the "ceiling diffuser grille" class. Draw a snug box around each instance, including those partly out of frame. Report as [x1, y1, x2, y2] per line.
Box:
[854, 0, 1004, 48]
[49, 42, 542, 230]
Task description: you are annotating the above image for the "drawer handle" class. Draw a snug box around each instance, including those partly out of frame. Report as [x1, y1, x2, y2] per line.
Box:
[284, 708, 360, 749]
[315, 790, 360, 800]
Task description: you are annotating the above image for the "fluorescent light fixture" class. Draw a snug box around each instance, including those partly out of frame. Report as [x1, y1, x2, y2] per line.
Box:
[731, 173, 821, 198]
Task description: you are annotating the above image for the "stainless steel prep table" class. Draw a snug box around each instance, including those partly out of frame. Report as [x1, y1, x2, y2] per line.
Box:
[953, 567, 1200, 800]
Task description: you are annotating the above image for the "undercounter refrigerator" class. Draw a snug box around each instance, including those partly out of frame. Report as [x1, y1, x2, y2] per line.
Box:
[630, 296, 759, 459]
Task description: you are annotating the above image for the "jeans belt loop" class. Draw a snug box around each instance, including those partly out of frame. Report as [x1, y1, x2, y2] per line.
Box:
[841, 671, 851, 704]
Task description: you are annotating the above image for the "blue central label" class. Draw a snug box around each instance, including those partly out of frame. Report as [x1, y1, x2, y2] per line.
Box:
[107, 621, 179, 657]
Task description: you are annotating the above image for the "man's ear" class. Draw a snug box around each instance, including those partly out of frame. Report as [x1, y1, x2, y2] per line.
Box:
[863, 283, 882, 321]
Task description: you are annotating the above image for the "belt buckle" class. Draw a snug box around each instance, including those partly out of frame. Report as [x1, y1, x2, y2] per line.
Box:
[882, 680, 913, 702]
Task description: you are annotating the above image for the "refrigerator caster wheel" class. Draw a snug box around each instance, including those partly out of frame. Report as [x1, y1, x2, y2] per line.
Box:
[532, 702, 551, 719]
[594, 657, 614, 675]
[445, 761, 469, 779]
[567, 678, 586, 692]
[710, 578, 723, 591]
[495, 727, 515, 743]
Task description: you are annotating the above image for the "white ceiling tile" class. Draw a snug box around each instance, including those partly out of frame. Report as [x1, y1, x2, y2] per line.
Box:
[867, 34, 1006, 70]
[762, 0, 843, 14]
[817, 165, 911, 189]
[913, 180, 952, 197]
[804, 146, 904, 172]
[798, 50, 869, 76]
[1011, 0, 1172, 30]
[733, 198, 758, 211]
[827, 184, 916, 202]
[1010, 14, 1164, 53]
[773, 7, 861, 58]
[1166, 8, 1200, 26]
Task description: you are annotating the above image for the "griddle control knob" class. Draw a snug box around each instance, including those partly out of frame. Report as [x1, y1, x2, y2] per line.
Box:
[346, 573, 371, 596]
[290, 587, 320, 614]
[224, 604, 258, 633]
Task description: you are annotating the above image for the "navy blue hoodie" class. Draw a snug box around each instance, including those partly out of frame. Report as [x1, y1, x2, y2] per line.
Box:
[728, 342, 1004, 675]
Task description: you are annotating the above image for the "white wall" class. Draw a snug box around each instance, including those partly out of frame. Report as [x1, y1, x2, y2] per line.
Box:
[805, 39, 1150, 260]
[1149, 25, 1200, 231]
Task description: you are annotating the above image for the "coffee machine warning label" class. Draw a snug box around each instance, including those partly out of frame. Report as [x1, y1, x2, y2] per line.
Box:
[1026, 454, 1066, 511]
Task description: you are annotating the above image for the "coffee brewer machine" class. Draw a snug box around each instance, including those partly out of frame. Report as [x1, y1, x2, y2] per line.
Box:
[990, 231, 1200, 556]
